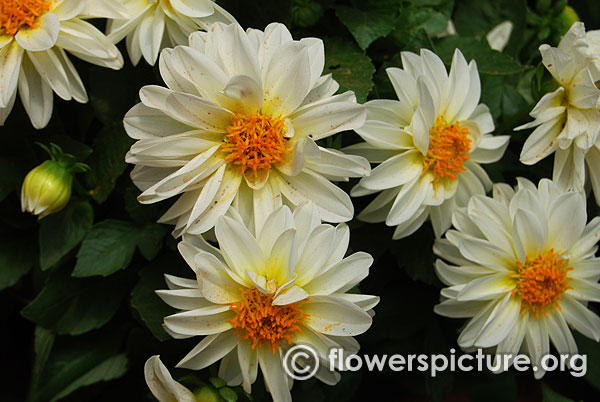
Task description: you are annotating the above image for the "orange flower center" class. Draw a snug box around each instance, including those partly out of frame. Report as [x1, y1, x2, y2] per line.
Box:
[221, 112, 289, 181]
[422, 115, 471, 182]
[0, 0, 51, 35]
[229, 288, 307, 353]
[511, 249, 573, 319]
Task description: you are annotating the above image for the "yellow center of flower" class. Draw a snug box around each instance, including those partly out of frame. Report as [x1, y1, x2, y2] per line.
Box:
[512, 249, 573, 319]
[0, 0, 51, 35]
[221, 112, 289, 181]
[422, 115, 471, 182]
[229, 288, 307, 352]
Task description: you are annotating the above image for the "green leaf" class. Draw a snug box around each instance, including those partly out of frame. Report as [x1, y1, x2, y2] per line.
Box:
[390, 225, 439, 285]
[50, 354, 128, 402]
[124, 186, 162, 224]
[30, 326, 55, 393]
[0, 230, 36, 290]
[291, 0, 324, 27]
[210, 377, 227, 389]
[453, 0, 526, 55]
[219, 387, 239, 402]
[137, 224, 169, 261]
[21, 270, 127, 335]
[541, 383, 576, 402]
[39, 201, 94, 270]
[393, 3, 451, 45]
[73, 219, 138, 277]
[130, 259, 178, 341]
[435, 36, 526, 76]
[574, 332, 600, 392]
[324, 38, 376, 103]
[29, 330, 126, 402]
[0, 157, 27, 202]
[336, 7, 396, 50]
[84, 122, 134, 204]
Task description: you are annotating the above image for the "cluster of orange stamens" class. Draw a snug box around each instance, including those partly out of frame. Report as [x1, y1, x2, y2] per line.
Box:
[0, 0, 51, 35]
[229, 288, 307, 353]
[221, 112, 289, 181]
[422, 115, 471, 182]
[511, 249, 573, 319]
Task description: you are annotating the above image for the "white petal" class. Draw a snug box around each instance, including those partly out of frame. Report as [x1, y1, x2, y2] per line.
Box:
[303, 295, 373, 336]
[359, 149, 422, 191]
[474, 295, 521, 348]
[456, 273, 514, 301]
[15, 13, 59, 51]
[215, 215, 265, 279]
[165, 92, 233, 131]
[170, 0, 214, 17]
[0, 40, 23, 107]
[274, 170, 354, 223]
[512, 208, 546, 261]
[145, 356, 195, 402]
[291, 95, 366, 140]
[164, 307, 233, 336]
[258, 348, 291, 402]
[263, 41, 311, 116]
[559, 296, 600, 341]
[194, 251, 242, 303]
[177, 331, 238, 369]
[303, 252, 373, 296]
[18, 54, 53, 129]
[547, 192, 586, 252]
[27, 48, 72, 100]
[355, 120, 414, 150]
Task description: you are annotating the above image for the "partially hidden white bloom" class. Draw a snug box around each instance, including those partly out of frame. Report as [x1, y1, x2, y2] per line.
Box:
[145, 356, 195, 402]
[125, 22, 369, 237]
[106, 0, 235, 66]
[516, 22, 600, 196]
[0, 0, 124, 129]
[346, 48, 509, 239]
[156, 203, 378, 402]
[434, 178, 600, 378]
[486, 21, 513, 52]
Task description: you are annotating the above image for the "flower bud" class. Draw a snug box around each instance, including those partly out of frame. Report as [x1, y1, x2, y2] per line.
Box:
[556, 6, 580, 36]
[21, 160, 73, 219]
[193, 386, 221, 402]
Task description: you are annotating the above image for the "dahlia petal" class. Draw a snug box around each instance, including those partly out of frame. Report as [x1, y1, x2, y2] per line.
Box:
[303, 295, 372, 336]
[303, 252, 373, 296]
[177, 331, 238, 370]
[145, 356, 196, 402]
[16, 12, 59, 52]
[274, 170, 354, 223]
[359, 149, 422, 191]
[0, 40, 23, 107]
[215, 215, 266, 278]
[258, 348, 291, 402]
[18, 54, 53, 129]
[170, 0, 214, 18]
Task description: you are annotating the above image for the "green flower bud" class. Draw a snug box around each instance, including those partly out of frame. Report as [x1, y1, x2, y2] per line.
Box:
[20, 143, 89, 220]
[556, 6, 580, 36]
[193, 385, 222, 402]
[21, 160, 73, 219]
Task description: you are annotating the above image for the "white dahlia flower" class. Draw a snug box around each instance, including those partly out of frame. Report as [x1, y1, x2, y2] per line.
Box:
[346, 48, 509, 239]
[106, 0, 235, 66]
[434, 178, 600, 378]
[156, 203, 378, 402]
[125, 22, 369, 237]
[516, 22, 600, 194]
[145, 355, 196, 402]
[0, 0, 124, 129]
